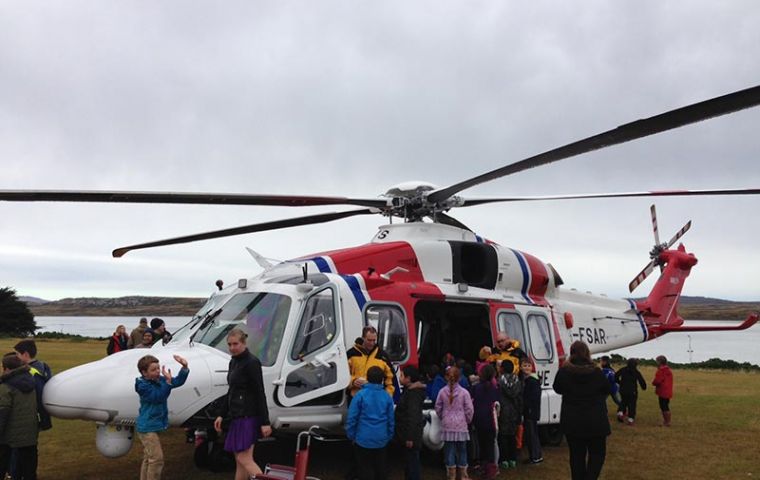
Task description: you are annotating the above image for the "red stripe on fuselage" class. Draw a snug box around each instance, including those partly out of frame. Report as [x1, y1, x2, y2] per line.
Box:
[521, 251, 549, 305]
[308, 242, 424, 281]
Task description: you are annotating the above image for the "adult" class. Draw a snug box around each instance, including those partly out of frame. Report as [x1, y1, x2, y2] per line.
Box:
[107, 325, 129, 355]
[489, 333, 526, 375]
[149, 318, 172, 346]
[213, 329, 272, 479]
[552, 341, 611, 480]
[345, 326, 395, 480]
[128, 318, 149, 349]
[346, 326, 395, 399]
[0, 354, 38, 480]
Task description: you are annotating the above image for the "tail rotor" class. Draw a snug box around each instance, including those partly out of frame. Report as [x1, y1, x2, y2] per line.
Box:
[628, 205, 692, 293]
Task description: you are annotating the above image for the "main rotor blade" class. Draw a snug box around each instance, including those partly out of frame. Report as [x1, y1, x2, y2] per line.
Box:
[650, 204, 660, 246]
[432, 213, 472, 231]
[429, 84, 760, 204]
[666, 220, 692, 249]
[113, 208, 376, 257]
[459, 187, 760, 206]
[0, 189, 387, 209]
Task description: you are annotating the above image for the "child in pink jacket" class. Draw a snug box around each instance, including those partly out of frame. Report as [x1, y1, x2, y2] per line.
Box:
[435, 366, 474, 480]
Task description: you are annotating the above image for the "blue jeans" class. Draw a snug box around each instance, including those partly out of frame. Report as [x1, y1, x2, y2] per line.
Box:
[443, 441, 468, 467]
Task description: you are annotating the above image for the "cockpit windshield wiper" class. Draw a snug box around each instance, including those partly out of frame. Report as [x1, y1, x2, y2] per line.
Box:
[189, 308, 223, 345]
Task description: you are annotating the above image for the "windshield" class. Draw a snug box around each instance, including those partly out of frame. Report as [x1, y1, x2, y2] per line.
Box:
[171, 291, 232, 344]
[193, 291, 292, 366]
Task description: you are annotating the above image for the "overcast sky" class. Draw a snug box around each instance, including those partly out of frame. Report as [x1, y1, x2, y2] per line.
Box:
[1, 2, 759, 303]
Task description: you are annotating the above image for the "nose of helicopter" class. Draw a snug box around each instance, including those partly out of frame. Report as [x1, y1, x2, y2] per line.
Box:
[42, 350, 147, 422]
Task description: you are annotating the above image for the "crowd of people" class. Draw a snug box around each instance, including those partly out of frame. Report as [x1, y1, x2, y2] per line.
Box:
[107, 317, 173, 356]
[0, 317, 676, 480]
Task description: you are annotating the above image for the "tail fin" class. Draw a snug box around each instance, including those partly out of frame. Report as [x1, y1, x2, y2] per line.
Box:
[635, 244, 697, 337]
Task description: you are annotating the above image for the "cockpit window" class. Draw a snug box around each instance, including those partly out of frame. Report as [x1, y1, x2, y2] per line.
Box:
[193, 292, 291, 366]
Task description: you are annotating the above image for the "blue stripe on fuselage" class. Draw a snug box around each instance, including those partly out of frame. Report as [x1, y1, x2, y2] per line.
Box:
[312, 257, 332, 273]
[509, 248, 533, 305]
[341, 275, 367, 310]
[627, 298, 648, 342]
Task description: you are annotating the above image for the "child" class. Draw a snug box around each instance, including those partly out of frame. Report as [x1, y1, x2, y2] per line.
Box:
[476, 347, 492, 375]
[14, 339, 53, 431]
[135, 354, 189, 480]
[600, 356, 621, 407]
[394, 365, 426, 480]
[521, 359, 543, 464]
[497, 360, 523, 470]
[0, 353, 38, 480]
[346, 365, 395, 480]
[652, 355, 673, 426]
[470, 364, 501, 479]
[615, 358, 646, 425]
[435, 366, 474, 480]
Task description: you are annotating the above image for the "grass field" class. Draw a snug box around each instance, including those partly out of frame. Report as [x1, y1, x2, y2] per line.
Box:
[1, 338, 758, 479]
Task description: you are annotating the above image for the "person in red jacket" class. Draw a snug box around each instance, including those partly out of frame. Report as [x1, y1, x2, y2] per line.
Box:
[652, 355, 673, 427]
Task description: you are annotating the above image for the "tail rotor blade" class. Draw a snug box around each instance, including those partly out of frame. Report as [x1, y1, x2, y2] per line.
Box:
[629, 260, 656, 293]
[666, 220, 692, 248]
[650, 204, 660, 246]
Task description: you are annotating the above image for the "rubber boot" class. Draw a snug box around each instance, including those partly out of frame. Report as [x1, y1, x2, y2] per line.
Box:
[484, 463, 499, 479]
[447, 466, 457, 480]
[664, 410, 672, 427]
[457, 465, 470, 480]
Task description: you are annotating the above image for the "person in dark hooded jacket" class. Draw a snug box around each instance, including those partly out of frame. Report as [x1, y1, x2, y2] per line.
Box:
[553, 341, 611, 480]
[394, 365, 426, 480]
[614, 358, 647, 425]
[0, 353, 39, 480]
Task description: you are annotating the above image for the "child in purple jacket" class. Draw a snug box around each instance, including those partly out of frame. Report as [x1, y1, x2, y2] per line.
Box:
[435, 366, 474, 480]
[470, 364, 501, 479]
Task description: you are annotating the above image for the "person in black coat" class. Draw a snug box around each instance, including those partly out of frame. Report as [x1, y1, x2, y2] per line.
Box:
[614, 358, 647, 425]
[213, 328, 272, 478]
[553, 341, 612, 480]
[394, 365, 426, 480]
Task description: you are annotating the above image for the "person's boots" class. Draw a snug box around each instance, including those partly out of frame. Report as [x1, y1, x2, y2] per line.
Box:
[457, 465, 470, 480]
[664, 410, 672, 426]
[484, 463, 499, 479]
[447, 466, 457, 480]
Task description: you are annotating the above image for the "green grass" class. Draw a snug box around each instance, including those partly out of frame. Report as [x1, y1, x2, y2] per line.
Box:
[2, 339, 759, 479]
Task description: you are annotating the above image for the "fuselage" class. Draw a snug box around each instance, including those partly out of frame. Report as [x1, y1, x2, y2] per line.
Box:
[43, 222, 650, 436]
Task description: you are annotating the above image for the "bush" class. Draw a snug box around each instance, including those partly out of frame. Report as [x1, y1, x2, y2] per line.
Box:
[0, 287, 37, 336]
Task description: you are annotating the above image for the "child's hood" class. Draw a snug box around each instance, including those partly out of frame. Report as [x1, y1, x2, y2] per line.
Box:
[1, 366, 35, 394]
[135, 375, 161, 389]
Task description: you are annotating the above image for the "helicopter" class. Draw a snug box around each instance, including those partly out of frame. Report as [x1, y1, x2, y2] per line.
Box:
[1, 84, 759, 461]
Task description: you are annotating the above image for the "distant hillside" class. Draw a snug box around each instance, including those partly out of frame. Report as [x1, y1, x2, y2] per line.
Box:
[20, 296, 50, 305]
[25, 294, 759, 319]
[29, 296, 205, 316]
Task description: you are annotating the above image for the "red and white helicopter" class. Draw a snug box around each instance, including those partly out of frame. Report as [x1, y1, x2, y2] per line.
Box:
[2, 84, 759, 460]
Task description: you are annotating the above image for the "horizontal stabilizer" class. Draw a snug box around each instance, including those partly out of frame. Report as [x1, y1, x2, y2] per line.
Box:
[657, 313, 758, 333]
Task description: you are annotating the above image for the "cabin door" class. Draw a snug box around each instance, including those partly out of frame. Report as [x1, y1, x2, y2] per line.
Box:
[275, 285, 351, 407]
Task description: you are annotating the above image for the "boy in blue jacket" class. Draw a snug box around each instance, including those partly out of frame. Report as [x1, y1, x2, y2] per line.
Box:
[135, 354, 189, 480]
[346, 365, 395, 480]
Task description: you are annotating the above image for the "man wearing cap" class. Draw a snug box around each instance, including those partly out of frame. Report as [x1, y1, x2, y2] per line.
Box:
[149, 318, 172, 346]
[128, 318, 149, 349]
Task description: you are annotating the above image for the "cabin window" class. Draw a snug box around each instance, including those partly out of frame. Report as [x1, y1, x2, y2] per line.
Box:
[527, 313, 553, 362]
[193, 292, 291, 366]
[365, 304, 408, 362]
[497, 311, 526, 349]
[291, 288, 337, 361]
